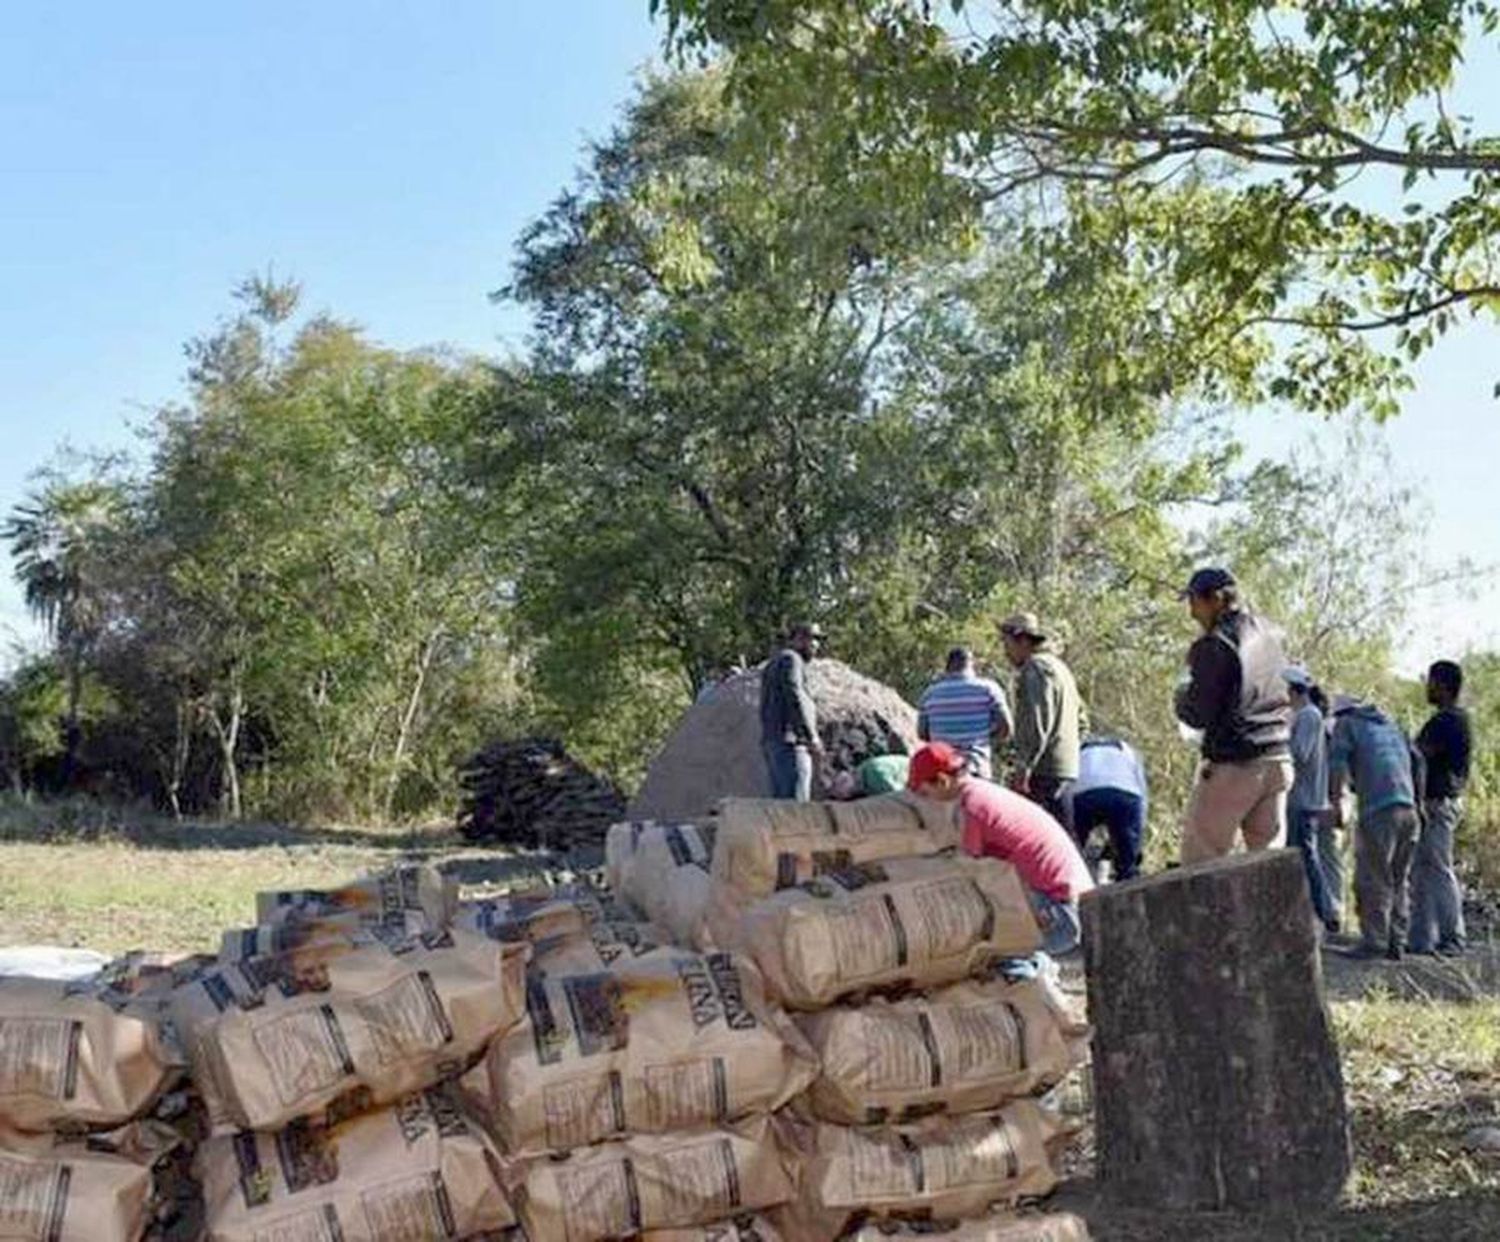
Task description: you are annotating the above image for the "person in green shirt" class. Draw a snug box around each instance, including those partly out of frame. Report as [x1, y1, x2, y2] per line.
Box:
[856, 752, 910, 795]
[999, 611, 1086, 828]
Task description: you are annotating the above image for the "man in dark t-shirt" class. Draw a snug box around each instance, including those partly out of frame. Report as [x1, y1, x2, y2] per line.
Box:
[1409, 659, 1472, 955]
[759, 622, 826, 800]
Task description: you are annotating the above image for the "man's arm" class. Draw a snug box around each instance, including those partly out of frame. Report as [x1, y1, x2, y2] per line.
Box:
[1456, 713, 1473, 782]
[1290, 708, 1318, 767]
[1415, 714, 1443, 762]
[1328, 719, 1352, 826]
[786, 653, 821, 750]
[1174, 637, 1235, 730]
[916, 687, 932, 742]
[1012, 663, 1057, 779]
[988, 680, 1014, 745]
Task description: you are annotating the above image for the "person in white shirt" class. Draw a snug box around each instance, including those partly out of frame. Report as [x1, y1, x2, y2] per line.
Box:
[1283, 666, 1339, 934]
[1063, 734, 1149, 880]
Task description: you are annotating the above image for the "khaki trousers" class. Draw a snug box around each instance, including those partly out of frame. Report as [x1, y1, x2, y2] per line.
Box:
[1181, 756, 1293, 864]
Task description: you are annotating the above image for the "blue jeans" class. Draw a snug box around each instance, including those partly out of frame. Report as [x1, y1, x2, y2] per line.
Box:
[1071, 787, 1144, 881]
[763, 740, 813, 801]
[1409, 798, 1465, 951]
[1289, 807, 1337, 925]
[1001, 888, 1081, 979]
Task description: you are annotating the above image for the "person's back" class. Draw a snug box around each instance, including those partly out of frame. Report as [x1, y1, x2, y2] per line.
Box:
[1015, 651, 1083, 781]
[1073, 737, 1146, 800]
[1185, 610, 1291, 763]
[1288, 701, 1329, 814]
[917, 664, 1011, 779]
[1330, 700, 1418, 959]
[857, 753, 910, 796]
[1331, 705, 1415, 818]
[957, 778, 1094, 904]
[1069, 736, 1148, 881]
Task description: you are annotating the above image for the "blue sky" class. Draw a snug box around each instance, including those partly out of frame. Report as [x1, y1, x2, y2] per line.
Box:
[1, 2, 1496, 675]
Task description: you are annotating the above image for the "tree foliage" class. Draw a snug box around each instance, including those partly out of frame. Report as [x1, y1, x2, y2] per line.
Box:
[5, 280, 521, 820]
[655, 0, 1500, 414]
[2, 64, 1466, 840]
[475, 70, 1436, 813]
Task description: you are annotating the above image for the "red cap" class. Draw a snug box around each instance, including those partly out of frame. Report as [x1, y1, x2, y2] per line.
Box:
[907, 742, 966, 790]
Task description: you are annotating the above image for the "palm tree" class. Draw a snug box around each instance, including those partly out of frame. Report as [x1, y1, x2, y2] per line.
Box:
[3, 481, 123, 786]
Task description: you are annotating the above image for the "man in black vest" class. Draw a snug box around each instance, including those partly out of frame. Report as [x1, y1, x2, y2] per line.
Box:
[1174, 568, 1293, 862]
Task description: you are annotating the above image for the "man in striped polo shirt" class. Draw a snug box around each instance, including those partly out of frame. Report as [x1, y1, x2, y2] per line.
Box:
[916, 647, 1014, 780]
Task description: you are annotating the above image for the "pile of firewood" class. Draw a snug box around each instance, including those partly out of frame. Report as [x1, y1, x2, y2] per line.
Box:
[456, 735, 626, 851]
[817, 711, 909, 777]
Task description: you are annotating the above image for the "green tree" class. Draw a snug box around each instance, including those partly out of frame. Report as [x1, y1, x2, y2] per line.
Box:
[3, 478, 125, 787]
[0, 654, 117, 797]
[489, 73, 970, 731]
[487, 72, 1277, 783]
[138, 278, 516, 819]
[657, 0, 1500, 414]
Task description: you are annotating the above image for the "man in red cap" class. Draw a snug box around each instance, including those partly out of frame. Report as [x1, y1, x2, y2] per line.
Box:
[908, 740, 1094, 959]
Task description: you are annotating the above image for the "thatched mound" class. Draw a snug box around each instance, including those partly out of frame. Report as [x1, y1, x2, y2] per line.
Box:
[628, 659, 919, 820]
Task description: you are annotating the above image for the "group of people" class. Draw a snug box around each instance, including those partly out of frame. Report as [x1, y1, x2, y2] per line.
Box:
[759, 567, 1475, 967]
[1174, 567, 1472, 960]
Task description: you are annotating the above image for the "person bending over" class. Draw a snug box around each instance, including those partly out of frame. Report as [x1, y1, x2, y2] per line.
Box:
[907, 741, 1093, 967]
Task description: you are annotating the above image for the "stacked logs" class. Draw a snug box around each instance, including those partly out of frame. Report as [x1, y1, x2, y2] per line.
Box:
[816, 711, 909, 779]
[457, 735, 626, 850]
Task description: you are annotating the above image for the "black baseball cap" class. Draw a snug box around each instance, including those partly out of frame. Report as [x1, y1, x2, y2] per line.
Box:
[1179, 567, 1236, 598]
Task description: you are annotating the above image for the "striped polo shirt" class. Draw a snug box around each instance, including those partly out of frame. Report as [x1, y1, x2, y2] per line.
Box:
[917, 672, 1013, 778]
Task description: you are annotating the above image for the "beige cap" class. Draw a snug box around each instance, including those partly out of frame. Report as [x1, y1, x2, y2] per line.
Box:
[998, 611, 1048, 641]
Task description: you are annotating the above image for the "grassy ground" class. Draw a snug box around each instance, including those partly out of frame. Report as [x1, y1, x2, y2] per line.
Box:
[0, 798, 450, 954]
[3, 797, 1498, 1240]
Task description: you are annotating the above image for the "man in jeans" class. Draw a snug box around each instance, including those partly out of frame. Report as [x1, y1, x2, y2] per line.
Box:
[907, 741, 1094, 966]
[1174, 568, 1293, 862]
[1284, 667, 1339, 933]
[1064, 734, 1149, 882]
[999, 612, 1085, 826]
[1330, 695, 1419, 960]
[1410, 660, 1471, 956]
[759, 622, 826, 800]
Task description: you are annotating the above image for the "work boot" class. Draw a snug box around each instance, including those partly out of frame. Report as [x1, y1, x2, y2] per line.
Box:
[1386, 938, 1403, 962]
[1436, 938, 1466, 958]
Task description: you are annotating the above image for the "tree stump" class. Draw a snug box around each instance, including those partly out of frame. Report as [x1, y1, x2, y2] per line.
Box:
[1081, 849, 1350, 1211]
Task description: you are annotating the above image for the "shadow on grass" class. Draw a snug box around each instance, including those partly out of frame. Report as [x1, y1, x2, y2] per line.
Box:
[0, 798, 456, 853]
[0, 798, 620, 880]
[1061, 1184, 1500, 1241]
[1321, 939, 1500, 1003]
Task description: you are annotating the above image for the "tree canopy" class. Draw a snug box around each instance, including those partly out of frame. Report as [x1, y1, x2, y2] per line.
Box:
[655, 0, 1500, 415]
[0, 64, 1466, 842]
